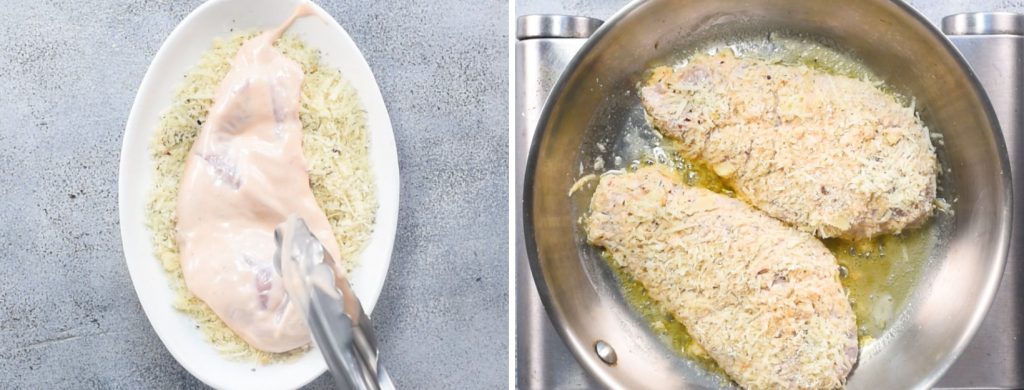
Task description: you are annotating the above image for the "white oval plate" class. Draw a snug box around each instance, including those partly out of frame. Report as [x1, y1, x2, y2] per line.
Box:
[118, 0, 399, 388]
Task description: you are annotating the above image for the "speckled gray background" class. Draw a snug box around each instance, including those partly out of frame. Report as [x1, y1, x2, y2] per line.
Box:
[0, 0, 507, 388]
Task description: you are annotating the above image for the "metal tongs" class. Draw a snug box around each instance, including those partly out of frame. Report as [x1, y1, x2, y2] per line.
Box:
[273, 215, 393, 390]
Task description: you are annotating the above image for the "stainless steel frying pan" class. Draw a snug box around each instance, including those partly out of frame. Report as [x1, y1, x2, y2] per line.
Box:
[523, 1, 1012, 388]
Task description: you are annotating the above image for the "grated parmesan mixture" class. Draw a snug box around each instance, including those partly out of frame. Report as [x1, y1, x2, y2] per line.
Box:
[145, 32, 377, 363]
[587, 166, 857, 390]
[641, 50, 938, 240]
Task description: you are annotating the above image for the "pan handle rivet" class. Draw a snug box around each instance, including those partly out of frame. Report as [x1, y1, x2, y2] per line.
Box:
[595, 340, 617, 365]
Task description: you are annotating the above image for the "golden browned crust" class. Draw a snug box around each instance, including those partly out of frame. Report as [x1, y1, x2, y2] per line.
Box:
[641, 51, 937, 240]
[588, 166, 857, 389]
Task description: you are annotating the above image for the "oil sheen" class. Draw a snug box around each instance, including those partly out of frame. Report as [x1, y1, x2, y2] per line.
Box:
[592, 36, 937, 377]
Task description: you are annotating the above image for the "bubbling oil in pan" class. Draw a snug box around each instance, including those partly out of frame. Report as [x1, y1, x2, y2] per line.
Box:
[585, 35, 941, 380]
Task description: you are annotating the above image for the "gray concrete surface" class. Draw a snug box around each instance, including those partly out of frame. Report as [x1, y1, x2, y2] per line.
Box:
[0, 0, 508, 388]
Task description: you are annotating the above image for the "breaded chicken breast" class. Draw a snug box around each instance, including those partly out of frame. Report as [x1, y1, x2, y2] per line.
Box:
[587, 166, 858, 390]
[641, 51, 937, 240]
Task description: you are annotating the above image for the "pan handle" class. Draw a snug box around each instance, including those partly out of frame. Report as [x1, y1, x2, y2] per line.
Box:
[944, 12, 1024, 36]
[517, 15, 603, 40]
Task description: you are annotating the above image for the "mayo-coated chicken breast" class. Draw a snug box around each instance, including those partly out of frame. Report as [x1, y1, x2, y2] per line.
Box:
[641, 51, 937, 239]
[587, 166, 858, 390]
